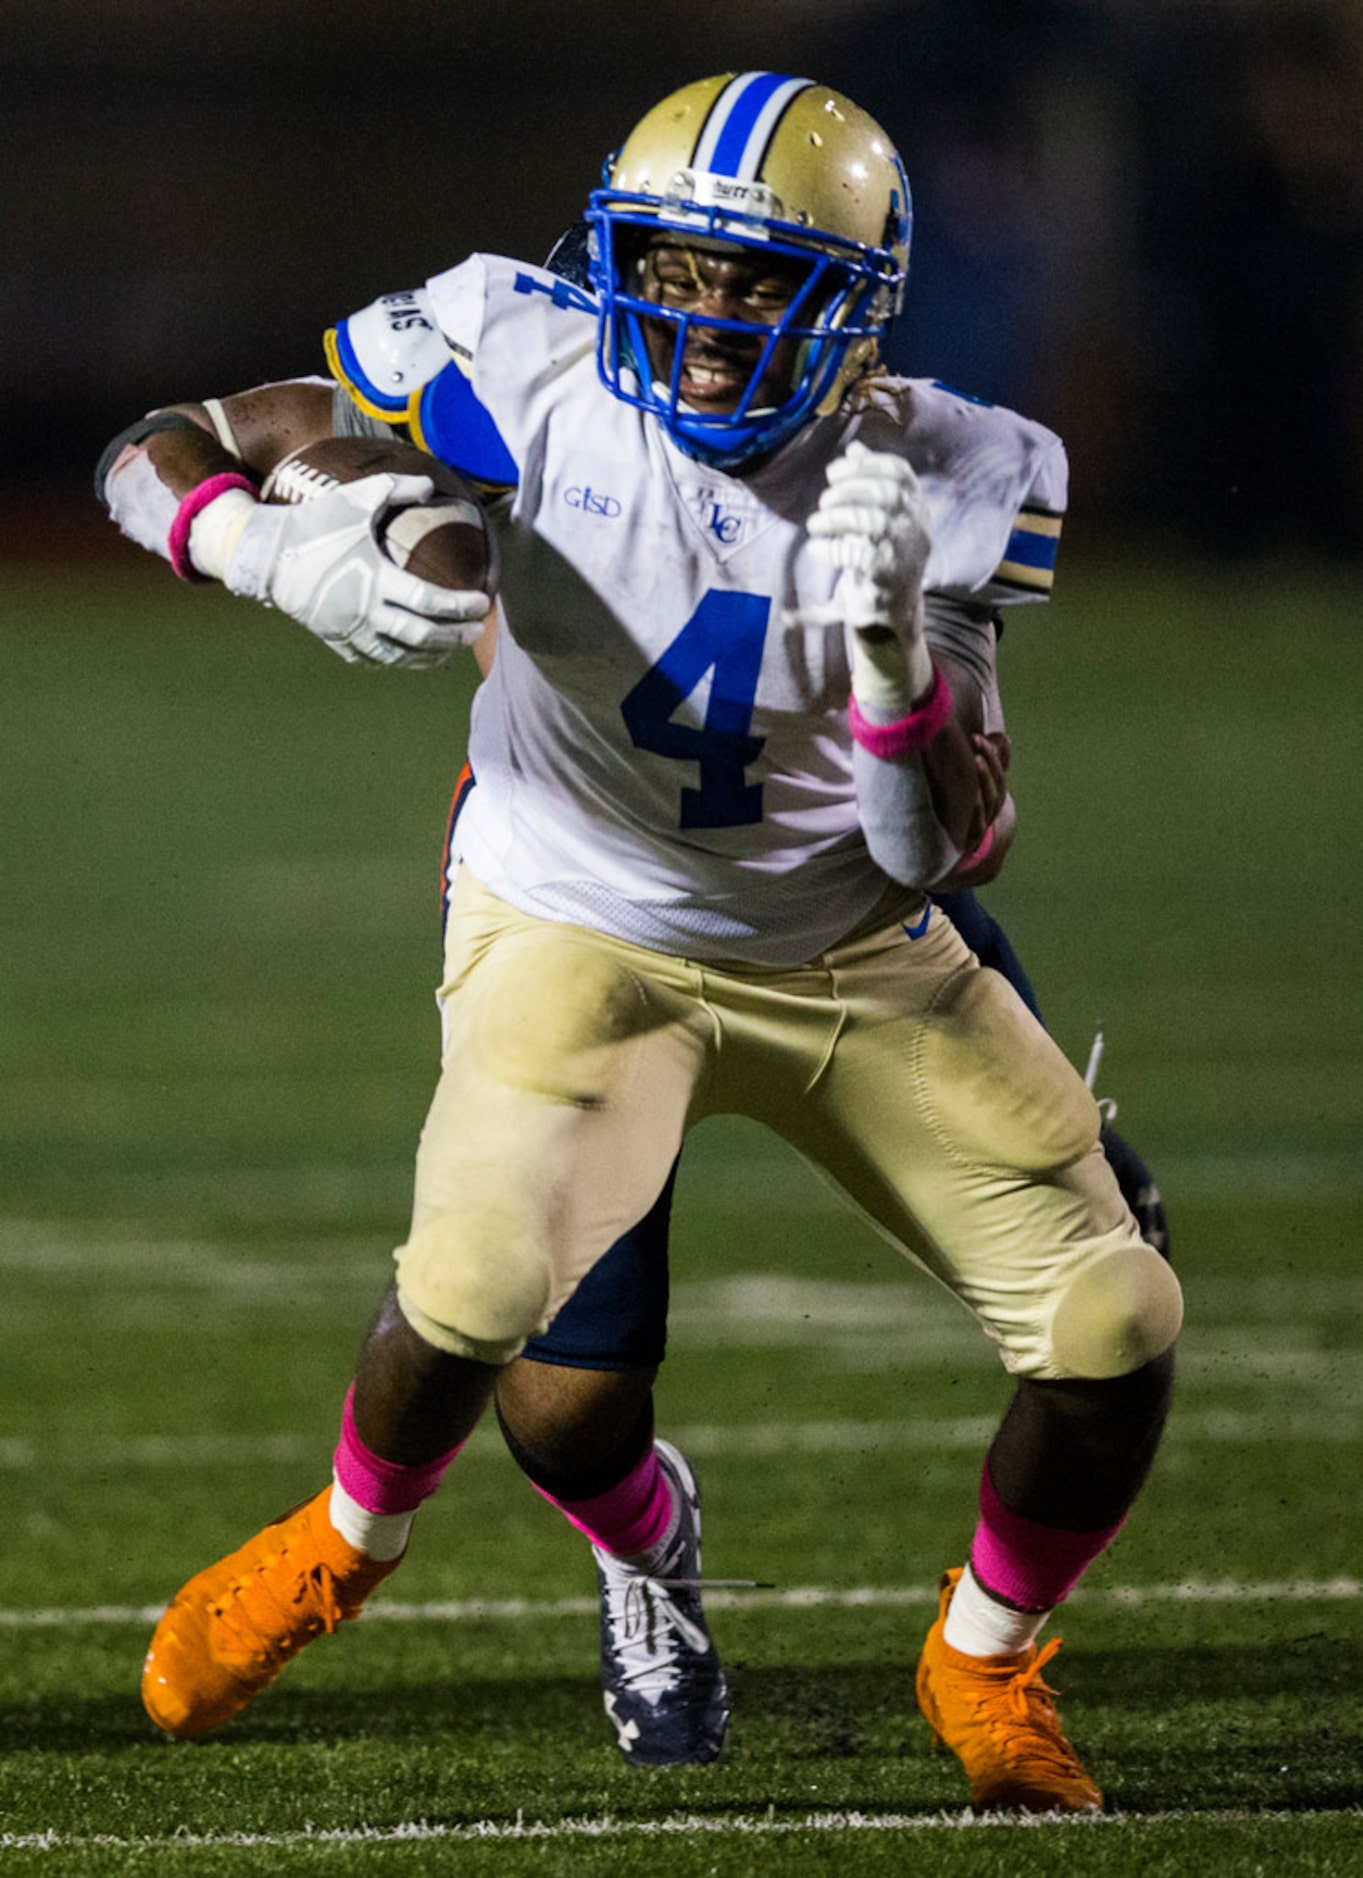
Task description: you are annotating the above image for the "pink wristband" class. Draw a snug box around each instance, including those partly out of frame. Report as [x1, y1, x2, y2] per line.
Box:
[167, 472, 258, 582]
[848, 663, 952, 759]
[956, 822, 996, 874]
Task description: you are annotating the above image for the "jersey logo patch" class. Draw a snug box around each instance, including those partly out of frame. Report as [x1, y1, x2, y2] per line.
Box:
[564, 484, 623, 519]
[683, 484, 759, 551]
[702, 500, 746, 546]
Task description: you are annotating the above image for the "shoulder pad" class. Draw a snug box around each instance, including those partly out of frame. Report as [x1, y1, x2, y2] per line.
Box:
[324, 289, 452, 420]
[409, 360, 519, 490]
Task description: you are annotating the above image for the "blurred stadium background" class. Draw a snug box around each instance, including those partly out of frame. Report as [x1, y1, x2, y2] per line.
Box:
[2, 0, 1361, 1863]
[7, 0, 1363, 556]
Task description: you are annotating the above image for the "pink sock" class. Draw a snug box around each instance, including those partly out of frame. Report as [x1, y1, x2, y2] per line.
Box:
[970, 1467, 1125, 1612]
[534, 1444, 674, 1558]
[332, 1386, 464, 1515]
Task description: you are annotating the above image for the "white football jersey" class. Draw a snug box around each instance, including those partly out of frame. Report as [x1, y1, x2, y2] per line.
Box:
[334, 257, 1068, 966]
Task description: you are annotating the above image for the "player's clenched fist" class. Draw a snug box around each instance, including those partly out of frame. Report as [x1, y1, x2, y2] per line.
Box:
[224, 473, 491, 669]
[808, 442, 932, 628]
[808, 441, 934, 712]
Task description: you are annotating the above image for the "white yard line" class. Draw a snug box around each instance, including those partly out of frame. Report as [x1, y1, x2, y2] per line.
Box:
[2, 1576, 1358, 1629]
[3, 1128, 1362, 1263]
[1, 1805, 1360, 1851]
[0, 1406, 1356, 1473]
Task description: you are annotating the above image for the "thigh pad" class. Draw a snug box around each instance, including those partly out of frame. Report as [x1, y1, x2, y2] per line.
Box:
[918, 965, 1099, 1173]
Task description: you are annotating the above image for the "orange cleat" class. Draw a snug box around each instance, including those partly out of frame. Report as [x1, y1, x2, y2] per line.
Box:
[141, 1487, 401, 1738]
[916, 1568, 1103, 1814]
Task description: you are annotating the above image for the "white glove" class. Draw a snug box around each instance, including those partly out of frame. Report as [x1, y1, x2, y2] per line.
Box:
[807, 441, 934, 713]
[222, 472, 491, 669]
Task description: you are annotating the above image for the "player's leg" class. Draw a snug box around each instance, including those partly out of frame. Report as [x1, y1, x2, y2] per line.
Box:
[142, 877, 708, 1738]
[453, 739, 724, 1764]
[494, 886, 1169, 1770]
[766, 907, 1182, 1812]
[941, 887, 1171, 1256]
[142, 1299, 497, 1738]
[495, 1171, 729, 1765]
[496, 1170, 673, 1501]
[914, 1313, 1176, 1814]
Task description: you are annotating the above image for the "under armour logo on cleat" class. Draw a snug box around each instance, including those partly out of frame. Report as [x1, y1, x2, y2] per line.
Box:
[604, 1692, 641, 1752]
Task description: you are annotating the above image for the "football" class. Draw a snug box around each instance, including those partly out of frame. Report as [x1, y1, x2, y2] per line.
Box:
[261, 435, 495, 597]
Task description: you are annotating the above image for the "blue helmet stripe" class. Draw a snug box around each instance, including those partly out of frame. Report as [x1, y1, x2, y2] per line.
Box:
[696, 72, 811, 180]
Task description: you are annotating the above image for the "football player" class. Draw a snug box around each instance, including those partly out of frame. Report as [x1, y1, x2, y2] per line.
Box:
[101, 73, 1181, 1814]
[481, 758, 1170, 1774]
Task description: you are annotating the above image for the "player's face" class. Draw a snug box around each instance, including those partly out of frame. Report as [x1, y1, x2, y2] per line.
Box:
[635, 237, 810, 415]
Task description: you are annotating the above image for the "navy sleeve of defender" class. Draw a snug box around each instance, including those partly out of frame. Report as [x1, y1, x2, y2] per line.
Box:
[937, 889, 1042, 1023]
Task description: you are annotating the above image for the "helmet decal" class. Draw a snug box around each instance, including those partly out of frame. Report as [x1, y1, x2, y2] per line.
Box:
[692, 73, 813, 180]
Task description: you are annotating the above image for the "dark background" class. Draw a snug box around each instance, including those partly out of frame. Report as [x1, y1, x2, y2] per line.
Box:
[7, 0, 1363, 556]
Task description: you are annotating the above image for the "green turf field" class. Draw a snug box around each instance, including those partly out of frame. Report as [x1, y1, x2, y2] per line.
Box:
[1, 550, 1360, 1873]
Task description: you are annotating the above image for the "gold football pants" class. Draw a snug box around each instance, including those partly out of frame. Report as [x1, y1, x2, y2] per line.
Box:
[394, 871, 1181, 1378]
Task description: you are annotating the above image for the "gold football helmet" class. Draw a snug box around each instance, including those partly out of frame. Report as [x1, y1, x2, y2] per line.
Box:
[587, 72, 911, 467]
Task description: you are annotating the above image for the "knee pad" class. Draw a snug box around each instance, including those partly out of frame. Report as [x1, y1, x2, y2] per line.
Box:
[1047, 1241, 1183, 1380]
[395, 1205, 553, 1366]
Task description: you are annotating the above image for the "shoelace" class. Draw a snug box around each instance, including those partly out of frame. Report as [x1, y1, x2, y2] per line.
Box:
[601, 1569, 721, 1692]
[208, 1554, 343, 1663]
[615, 1576, 707, 1653]
[990, 1640, 1088, 1774]
[643, 1577, 759, 1589]
[1003, 1638, 1064, 1721]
